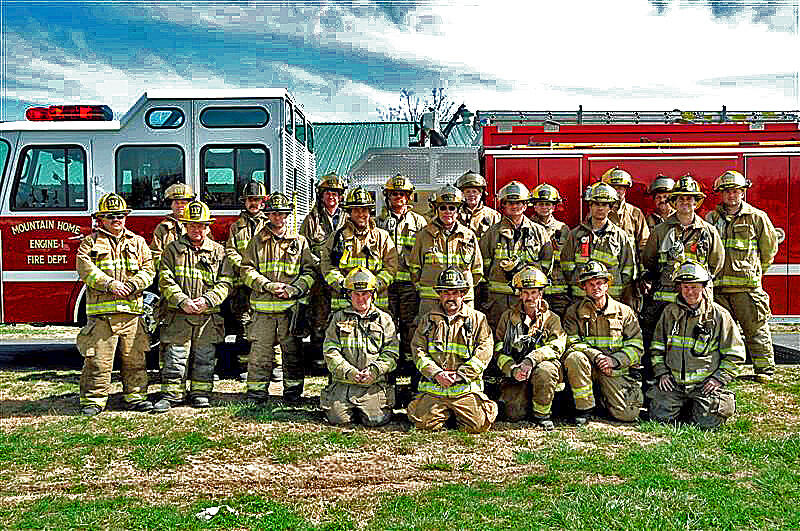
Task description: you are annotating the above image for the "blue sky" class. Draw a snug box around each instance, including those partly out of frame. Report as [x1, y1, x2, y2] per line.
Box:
[0, 1, 797, 123]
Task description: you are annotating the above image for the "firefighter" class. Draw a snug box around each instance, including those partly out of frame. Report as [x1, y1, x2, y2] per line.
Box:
[224, 181, 270, 381]
[240, 192, 316, 402]
[705, 170, 779, 382]
[320, 186, 397, 314]
[531, 183, 572, 317]
[645, 175, 676, 231]
[76, 193, 154, 415]
[150, 183, 195, 272]
[560, 183, 637, 308]
[375, 174, 427, 367]
[153, 201, 233, 412]
[494, 267, 566, 428]
[409, 185, 483, 320]
[641, 175, 724, 353]
[479, 180, 553, 329]
[321, 267, 399, 426]
[562, 261, 644, 425]
[299, 172, 347, 370]
[648, 261, 745, 428]
[455, 170, 500, 240]
[408, 267, 498, 433]
[602, 167, 650, 253]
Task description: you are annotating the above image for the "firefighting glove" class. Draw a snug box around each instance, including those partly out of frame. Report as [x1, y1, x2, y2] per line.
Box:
[284, 285, 301, 299]
[265, 282, 284, 295]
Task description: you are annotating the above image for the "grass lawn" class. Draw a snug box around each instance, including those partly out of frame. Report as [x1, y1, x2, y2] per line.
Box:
[0, 365, 798, 529]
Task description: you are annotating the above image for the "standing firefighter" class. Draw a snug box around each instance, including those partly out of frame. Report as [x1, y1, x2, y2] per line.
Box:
[645, 175, 676, 231]
[409, 184, 483, 317]
[561, 183, 637, 307]
[376, 174, 428, 367]
[602, 167, 650, 253]
[456, 170, 500, 240]
[150, 183, 195, 272]
[480, 180, 553, 328]
[76, 193, 154, 415]
[154, 201, 233, 411]
[240, 193, 316, 402]
[321, 186, 397, 312]
[706, 170, 779, 382]
[648, 261, 745, 428]
[494, 267, 567, 428]
[531, 183, 571, 317]
[224, 181, 267, 379]
[562, 261, 644, 425]
[408, 267, 498, 433]
[321, 268, 399, 426]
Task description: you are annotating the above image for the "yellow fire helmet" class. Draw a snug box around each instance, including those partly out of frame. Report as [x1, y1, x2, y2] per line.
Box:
[317, 172, 347, 193]
[672, 260, 711, 284]
[531, 183, 562, 203]
[669, 175, 706, 204]
[433, 184, 465, 205]
[164, 183, 195, 202]
[241, 181, 267, 199]
[584, 182, 619, 204]
[343, 266, 378, 292]
[383, 174, 415, 195]
[455, 170, 487, 190]
[601, 167, 633, 188]
[578, 260, 612, 285]
[510, 266, 550, 292]
[434, 266, 470, 292]
[343, 186, 376, 210]
[497, 180, 532, 203]
[713, 170, 751, 192]
[264, 192, 294, 214]
[94, 192, 131, 217]
[178, 200, 215, 224]
[648, 175, 676, 195]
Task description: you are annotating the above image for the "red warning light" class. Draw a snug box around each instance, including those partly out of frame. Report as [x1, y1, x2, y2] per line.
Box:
[25, 105, 113, 121]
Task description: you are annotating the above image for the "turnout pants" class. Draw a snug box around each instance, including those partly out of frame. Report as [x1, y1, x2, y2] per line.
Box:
[77, 313, 149, 409]
[388, 281, 419, 365]
[160, 313, 224, 402]
[407, 392, 498, 433]
[499, 360, 562, 421]
[247, 312, 303, 399]
[320, 381, 394, 426]
[647, 383, 736, 429]
[715, 289, 775, 373]
[563, 351, 643, 422]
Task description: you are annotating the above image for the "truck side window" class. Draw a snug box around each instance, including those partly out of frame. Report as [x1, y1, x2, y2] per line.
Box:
[200, 145, 269, 209]
[295, 110, 306, 145]
[285, 100, 293, 135]
[11, 145, 87, 211]
[115, 145, 185, 209]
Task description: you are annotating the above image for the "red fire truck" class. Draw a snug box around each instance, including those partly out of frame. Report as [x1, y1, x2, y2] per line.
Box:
[0, 90, 315, 327]
[477, 109, 800, 318]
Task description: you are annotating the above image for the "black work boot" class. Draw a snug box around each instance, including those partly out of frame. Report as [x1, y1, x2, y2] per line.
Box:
[533, 415, 555, 430]
[127, 400, 155, 413]
[574, 409, 593, 426]
[81, 404, 103, 416]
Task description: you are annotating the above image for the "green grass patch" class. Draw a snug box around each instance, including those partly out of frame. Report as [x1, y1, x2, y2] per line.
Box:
[128, 432, 218, 470]
[419, 460, 453, 472]
[268, 430, 368, 464]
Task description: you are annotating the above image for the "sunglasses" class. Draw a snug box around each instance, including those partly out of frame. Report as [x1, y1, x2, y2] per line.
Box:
[389, 191, 407, 197]
[438, 205, 458, 212]
[102, 214, 126, 220]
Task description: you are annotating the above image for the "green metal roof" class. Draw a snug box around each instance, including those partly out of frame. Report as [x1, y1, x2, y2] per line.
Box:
[313, 122, 477, 178]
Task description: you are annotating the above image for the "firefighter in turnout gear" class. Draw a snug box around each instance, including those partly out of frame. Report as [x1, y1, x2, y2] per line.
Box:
[240, 193, 316, 402]
[76, 193, 155, 415]
[561, 183, 637, 307]
[494, 267, 567, 428]
[321, 268, 399, 426]
[705, 170, 779, 382]
[224, 181, 268, 379]
[150, 183, 195, 272]
[648, 261, 745, 428]
[641, 175, 724, 356]
[409, 185, 484, 318]
[300, 173, 348, 370]
[376, 175, 428, 367]
[562, 261, 644, 424]
[480, 180, 554, 329]
[602, 167, 650, 253]
[456, 170, 500, 240]
[531, 183, 571, 317]
[321, 186, 397, 313]
[646, 175, 676, 231]
[153, 201, 233, 411]
[408, 267, 498, 433]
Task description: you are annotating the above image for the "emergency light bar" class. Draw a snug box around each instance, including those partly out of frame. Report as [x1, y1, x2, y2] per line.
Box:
[25, 105, 113, 121]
